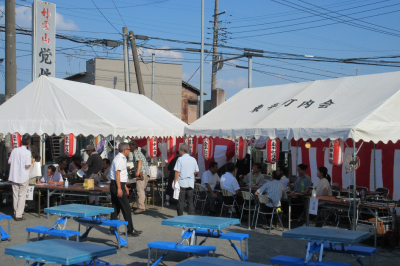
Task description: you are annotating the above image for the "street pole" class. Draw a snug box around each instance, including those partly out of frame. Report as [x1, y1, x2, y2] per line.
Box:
[353, 140, 357, 231]
[123, 27, 131, 92]
[5, 0, 16, 101]
[210, 0, 219, 103]
[200, 0, 204, 117]
[151, 53, 155, 101]
[248, 54, 252, 88]
[128, 30, 145, 95]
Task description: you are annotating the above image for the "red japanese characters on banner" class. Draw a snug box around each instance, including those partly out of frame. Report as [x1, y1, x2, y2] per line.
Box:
[235, 137, 248, 160]
[166, 137, 177, 153]
[147, 137, 158, 159]
[11, 133, 22, 149]
[64, 133, 76, 157]
[185, 136, 198, 157]
[329, 139, 345, 167]
[202, 137, 214, 160]
[266, 138, 280, 164]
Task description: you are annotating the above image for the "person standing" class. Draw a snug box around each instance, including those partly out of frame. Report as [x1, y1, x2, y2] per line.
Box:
[108, 140, 119, 163]
[201, 161, 220, 215]
[166, 151, 180, 206]
[110, 143, 142, 237]
[8, 134, 34, 221]
[174, 144, 199, 216]
[81, 145, 103, 205]
[129, 141, 150, 214]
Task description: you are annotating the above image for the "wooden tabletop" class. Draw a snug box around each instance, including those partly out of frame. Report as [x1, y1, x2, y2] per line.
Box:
[307, 195, 395, 209]
[34, 184, 111, 193]
[333, 188, 384, 195]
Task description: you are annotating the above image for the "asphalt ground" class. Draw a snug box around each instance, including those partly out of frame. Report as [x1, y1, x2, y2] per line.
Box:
[1, 202, 400, 266]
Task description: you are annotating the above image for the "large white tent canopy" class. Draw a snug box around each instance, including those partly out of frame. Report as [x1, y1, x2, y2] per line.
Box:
[185, 71, 400, 144]
[0, 76, 186, 137]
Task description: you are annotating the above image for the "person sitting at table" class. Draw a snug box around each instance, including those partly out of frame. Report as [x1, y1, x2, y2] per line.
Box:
[278, 165, 289, 188]
[220, 162, 244, 217]
[101, 158, 111, 181]
[255, 170, 287, 213]
[201, 161, 221, 216]
[239, 163, 266, 186]
[315, 167, 332, 196]
[68, 155, 82, 173]
[57, 159, 73, 179]
[288, 164, 312, 194]
[37, 165, 64, 185]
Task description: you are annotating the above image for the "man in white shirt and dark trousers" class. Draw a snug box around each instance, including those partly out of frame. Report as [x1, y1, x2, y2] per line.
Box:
[110, 143, 142, 237]
[174, 144, 199, 216]
[220, 162, 244, 217]
[201, 161, 220, 216]
[8, 134, 34, 221]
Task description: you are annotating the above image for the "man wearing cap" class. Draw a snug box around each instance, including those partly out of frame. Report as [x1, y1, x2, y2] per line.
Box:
[129, 141, 150, 214]
[81, 145, 103, 204]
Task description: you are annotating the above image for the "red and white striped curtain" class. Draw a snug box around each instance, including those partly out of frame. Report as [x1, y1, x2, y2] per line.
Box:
[166, 137, 177, 153]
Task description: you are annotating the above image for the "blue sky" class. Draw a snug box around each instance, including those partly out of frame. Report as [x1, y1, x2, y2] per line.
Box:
[1, 0, 400, 100]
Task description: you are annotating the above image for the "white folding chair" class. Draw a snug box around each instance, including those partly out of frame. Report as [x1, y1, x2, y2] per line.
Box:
[255, 194, 283, 233]
[220, 189, 239, 218]
[194, 183, 209, 215]
[240, 191, 257, 227]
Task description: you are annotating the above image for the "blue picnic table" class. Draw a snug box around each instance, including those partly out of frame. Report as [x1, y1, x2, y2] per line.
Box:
[270, 226, 373, 266]
[27, 204, 127, 249]
[5, 239, 116, 265]
[161, 215, 249, 261]
[175, 257, 271, 266]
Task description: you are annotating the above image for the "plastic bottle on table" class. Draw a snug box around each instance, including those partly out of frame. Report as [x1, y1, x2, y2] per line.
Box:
[312, 187, 316, 197]
[65, 178, 69, 188]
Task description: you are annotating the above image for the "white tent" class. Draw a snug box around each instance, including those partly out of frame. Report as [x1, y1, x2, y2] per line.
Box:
[185, 71, 400, 144]
[0, 76, 186, 137]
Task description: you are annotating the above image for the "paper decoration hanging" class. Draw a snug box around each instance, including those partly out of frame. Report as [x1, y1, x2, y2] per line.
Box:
[185, 136, 198, 156]
[235, 137, 248, 160]
[266, 138, 280, 164]
[147, 137, 158, 159]
[11, 133, 22, 149]
[202, 137, 214, 160]
[64, 133, 77, 157]
[329, 139, 345, 167]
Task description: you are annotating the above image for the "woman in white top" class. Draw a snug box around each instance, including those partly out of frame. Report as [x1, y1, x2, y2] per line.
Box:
[315, 166, 332, 196]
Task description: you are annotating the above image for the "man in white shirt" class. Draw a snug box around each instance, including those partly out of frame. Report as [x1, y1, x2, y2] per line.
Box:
[201, 162, 220, 215]
[8, 134, 34, 221]
[37, 165, 64, 185]
[101, 159, 111, 181]
[220, 162, 244, 216]
[174, 144, 199, 216]
[240, 163, 266, 186]
[110, 143, 142, 237]
[255, 171, 287, 210]
[278, 165, 289, 188]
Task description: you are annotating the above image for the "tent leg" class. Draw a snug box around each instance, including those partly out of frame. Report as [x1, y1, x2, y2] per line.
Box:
[353, 140, 357, 231]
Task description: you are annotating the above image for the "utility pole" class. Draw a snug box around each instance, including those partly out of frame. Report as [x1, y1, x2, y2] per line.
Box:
[151, 53, 155, 101]
[128, 30, 145, 95]
[123, 27, 131, 92]
[200, 0, 204, 117]
[211, 0, 219, 93]
[5, 0, 16, 101]
[248, 53, 252, 88]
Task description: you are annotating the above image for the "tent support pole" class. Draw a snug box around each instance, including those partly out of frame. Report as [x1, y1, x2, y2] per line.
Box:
[162, 138, 164, 210]
[352, 139, 357, 231]
[374, 143, 376, 190]
[248, 138, 261, 230]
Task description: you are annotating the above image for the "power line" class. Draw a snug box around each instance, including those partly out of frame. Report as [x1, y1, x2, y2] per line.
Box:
[111, 0, 127, 27]
[91, 0, 121, 33]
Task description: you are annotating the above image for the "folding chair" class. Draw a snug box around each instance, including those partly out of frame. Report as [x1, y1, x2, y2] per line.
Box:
[194, 184, 209, 215]
[240, 191, 257, 227]
[255, 194, 283, 233]
[220, 189, 239, 218]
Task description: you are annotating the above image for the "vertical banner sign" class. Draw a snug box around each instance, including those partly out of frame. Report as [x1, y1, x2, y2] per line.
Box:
[266, 138, 280, 164]
[11, 133, 22, 149]
[32, 0, 56, 80]
[64, 133, 76, 157]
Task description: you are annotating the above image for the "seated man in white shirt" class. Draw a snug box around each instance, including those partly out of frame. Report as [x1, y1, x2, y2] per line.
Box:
[37, 165, 64, 185]
[101, 159, 111, 181]
[278, 165, 289, 189]
[201, 162, 221, 215]
[220, 162, 244, 217]
[239, 163, 266, 186]
[255, 170, 287, 214]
